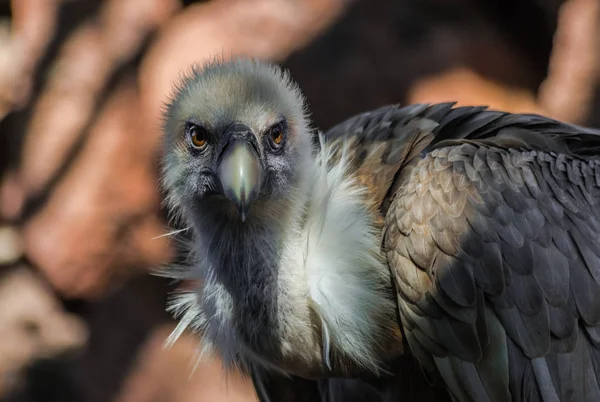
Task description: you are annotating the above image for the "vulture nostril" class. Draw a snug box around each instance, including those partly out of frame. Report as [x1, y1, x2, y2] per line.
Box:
[249, 137, 261, 157]
[217, 140, 233, 165]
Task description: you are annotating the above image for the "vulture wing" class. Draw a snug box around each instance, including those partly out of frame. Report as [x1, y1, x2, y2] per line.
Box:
[377, 104, 600, 401]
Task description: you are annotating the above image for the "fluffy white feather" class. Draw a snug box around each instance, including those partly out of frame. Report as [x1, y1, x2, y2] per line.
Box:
[278, 134, 395, 373]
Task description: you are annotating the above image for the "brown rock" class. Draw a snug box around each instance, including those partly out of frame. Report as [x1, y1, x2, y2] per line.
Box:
[22, 80, 172, 299]
[16, 0, 179, 211]
[538, 0, 600, 124]
[0, 171, 25, 221]
[0, 265, 88, 396]
[0, 0, 61, 119]
[408, 66, 546, 114]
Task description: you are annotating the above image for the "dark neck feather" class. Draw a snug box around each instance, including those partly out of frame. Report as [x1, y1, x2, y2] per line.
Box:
[192, 202, 286, 364]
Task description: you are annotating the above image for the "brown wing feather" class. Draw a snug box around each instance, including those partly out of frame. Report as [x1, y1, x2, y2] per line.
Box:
[385, 141, 600, 401]
[322, 104, 442, 218]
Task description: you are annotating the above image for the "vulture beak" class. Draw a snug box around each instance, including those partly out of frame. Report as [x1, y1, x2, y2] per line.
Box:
[216, 123, 263, 222]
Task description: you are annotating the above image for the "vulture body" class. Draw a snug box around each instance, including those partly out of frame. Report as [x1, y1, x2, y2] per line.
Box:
[159, 57, 600, 402]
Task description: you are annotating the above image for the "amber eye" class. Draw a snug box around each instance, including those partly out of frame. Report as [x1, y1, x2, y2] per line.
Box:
[268, 122, 286, 149]
[187, 123, 209, 150]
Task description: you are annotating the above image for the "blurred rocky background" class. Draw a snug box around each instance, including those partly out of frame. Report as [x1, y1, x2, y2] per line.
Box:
[0, 0, 598, 401]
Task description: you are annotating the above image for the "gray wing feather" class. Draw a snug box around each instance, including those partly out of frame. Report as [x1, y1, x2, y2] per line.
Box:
[380, 105, 600, 401]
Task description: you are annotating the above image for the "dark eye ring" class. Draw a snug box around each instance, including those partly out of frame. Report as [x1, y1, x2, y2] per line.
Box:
[187, 123, 209, 150]
[268, 122, 286, 150]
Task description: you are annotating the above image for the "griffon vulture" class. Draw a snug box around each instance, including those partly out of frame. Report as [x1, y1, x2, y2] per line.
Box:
[159, 57, 600, 402]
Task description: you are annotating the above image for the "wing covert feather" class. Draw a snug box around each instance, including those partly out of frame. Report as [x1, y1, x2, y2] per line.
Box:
[385, 140, 600, 401]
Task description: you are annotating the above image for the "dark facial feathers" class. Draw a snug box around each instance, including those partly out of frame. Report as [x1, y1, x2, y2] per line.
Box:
[160, 57, 313, 224]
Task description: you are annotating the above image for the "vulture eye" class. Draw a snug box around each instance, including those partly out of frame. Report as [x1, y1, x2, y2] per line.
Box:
[268, 122, 286, 150]
[187, 123, 209, 150]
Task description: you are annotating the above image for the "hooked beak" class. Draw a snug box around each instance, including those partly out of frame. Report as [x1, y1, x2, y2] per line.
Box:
[216, 124, 263, 222]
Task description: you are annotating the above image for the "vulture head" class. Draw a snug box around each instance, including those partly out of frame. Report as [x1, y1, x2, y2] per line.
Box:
[161, 58, 313, 224]
[160, 57, 400, 379]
